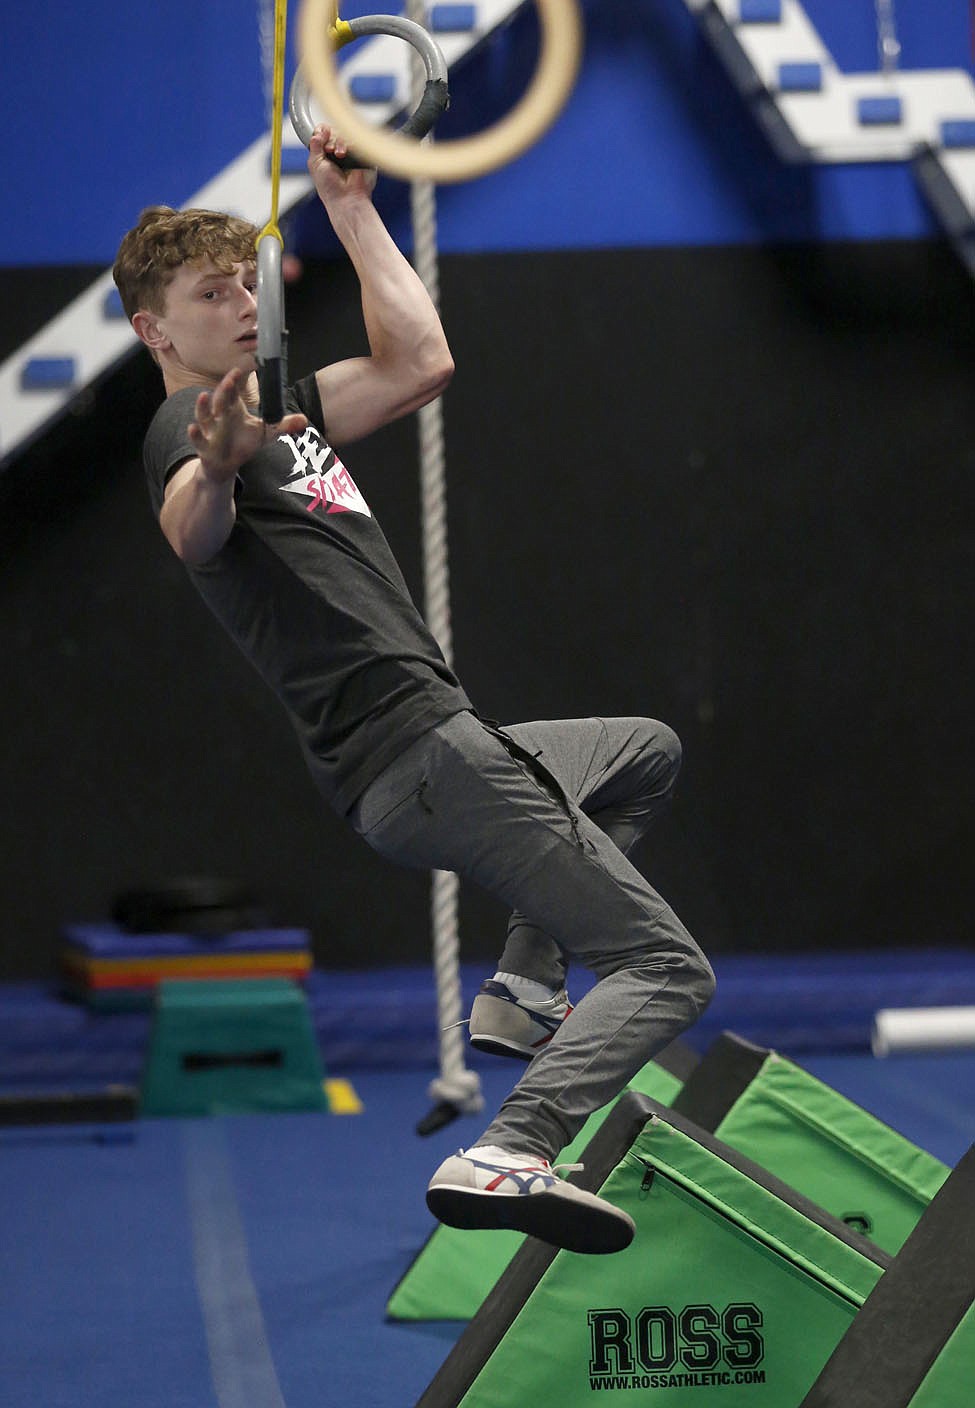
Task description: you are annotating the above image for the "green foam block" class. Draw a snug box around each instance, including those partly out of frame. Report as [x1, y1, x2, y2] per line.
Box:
[673, 1033, 950, 1254]
[141, 978, 327, 1116]
[418, 1094, 891, 1408]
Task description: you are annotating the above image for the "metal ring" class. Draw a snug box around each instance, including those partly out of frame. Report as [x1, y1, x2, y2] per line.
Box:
[290, 14, 450, 151]
[256, 233, 287, 424]
[297, 0, 583, 184]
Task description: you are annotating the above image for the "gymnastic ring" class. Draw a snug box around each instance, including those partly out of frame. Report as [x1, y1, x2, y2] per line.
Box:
[297, 0, 584, 184]
[290, 14, 450, 169]
[256, 232, 287, 423]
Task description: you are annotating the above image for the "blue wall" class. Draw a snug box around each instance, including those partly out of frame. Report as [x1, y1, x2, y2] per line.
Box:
[5, 0, 971, 267]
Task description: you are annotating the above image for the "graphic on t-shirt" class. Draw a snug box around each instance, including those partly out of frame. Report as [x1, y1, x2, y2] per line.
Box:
[278, 428, 372, 518]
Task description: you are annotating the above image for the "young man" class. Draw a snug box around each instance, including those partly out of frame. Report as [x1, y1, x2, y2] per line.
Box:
[114, 125, 715, 1255]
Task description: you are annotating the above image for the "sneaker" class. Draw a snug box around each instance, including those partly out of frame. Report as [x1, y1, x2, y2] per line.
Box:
[426, 1145, 635, 1254]
[468, 979, 572, 1060]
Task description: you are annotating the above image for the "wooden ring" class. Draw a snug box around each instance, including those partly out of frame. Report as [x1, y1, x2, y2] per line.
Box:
[297, 0, 584, 184]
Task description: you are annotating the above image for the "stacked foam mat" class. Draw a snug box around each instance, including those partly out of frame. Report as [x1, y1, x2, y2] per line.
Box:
[406, 1032, 972, 1407]
[60, 922, 313, 1009]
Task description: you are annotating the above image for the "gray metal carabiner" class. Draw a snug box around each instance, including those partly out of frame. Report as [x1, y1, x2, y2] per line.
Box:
[290, 13, 449, 163]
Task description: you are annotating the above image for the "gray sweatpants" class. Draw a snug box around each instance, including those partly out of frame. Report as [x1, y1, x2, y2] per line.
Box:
[348, 710, 715, 1161]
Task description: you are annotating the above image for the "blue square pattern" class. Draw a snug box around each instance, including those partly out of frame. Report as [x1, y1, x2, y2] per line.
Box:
[941, 119, 975, 149]
[857, 94, 903, 127]
[20, 357, 77, 391]
[278, 147, 313, 176]
[739, 0, 782, 23]
[777, 61, 823, 93]
[103, 287, 126, 320]
[430, 4, 477, 31]
[349, 73, 397, 104]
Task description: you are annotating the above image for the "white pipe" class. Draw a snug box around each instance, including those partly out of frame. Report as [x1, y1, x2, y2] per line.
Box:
[871, 1006, 975, 1056]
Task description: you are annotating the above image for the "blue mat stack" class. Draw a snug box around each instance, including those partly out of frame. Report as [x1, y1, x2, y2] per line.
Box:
[60, 921, 313, 1010]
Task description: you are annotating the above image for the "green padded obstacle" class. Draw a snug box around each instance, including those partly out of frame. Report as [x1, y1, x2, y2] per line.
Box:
[906, 1306, 975, 1408]
[417, 1093, 891, 1408]
[799, 1142, 975, 1408]
[672, 1033, 949, 1253]
[141, 978, 327, 1116]
[387, 1040, 698, 1322]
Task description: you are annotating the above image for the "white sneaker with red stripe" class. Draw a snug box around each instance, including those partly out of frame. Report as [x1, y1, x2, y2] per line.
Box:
[468, 979, 573, 1060]
[426, 1145, 635, 1254]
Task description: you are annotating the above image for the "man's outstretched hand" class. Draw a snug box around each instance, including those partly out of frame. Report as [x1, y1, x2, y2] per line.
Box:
[187, 367, 308, 481]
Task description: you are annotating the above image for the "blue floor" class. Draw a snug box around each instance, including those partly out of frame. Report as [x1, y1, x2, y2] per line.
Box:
[6, 947, 975, 1091]
[1, 1050, 973, 1408]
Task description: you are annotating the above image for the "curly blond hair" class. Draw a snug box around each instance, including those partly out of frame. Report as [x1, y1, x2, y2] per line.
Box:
[112, 206, 260, 320]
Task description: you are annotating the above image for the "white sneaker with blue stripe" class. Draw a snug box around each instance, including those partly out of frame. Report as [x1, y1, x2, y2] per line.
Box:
[468, 979, 572, 1060]
[426, 1145, 635, 1254]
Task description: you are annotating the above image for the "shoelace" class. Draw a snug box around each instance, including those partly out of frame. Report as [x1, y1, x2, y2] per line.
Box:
[459, 1150, 584, 1179]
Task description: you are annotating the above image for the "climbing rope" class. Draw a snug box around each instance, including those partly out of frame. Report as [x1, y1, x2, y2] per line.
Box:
[875, 0, 901, 75]
[405, 0, 483, 1134]
[286, 1, 478, 1130]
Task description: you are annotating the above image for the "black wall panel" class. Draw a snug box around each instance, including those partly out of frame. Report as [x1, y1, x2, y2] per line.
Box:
[0, 240, 971, 979]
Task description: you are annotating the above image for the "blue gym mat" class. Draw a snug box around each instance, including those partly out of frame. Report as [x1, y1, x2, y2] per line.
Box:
[2, 952, 974, 1406]
[4, 947, 975, 1094]
[1, 1053, 972, 1408]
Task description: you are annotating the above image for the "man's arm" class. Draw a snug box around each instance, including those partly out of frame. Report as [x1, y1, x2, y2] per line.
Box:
[160, 368, 307, 564]
[308, 127, 454, 446]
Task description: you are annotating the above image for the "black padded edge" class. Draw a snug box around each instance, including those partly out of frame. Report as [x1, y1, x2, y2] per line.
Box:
[652, 1034, 702, 1084]
[670, 1030, 769, 1130]
[799, 1142, 975, 1407]
[0, 1086, 139, 1127]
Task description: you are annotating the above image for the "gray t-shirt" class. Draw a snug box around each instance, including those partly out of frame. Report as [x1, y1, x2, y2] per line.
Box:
[143, 374, 471, 813]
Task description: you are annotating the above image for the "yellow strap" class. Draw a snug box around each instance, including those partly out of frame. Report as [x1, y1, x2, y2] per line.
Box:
[259, 0, 290, 246]
[329, 17, 355, 49]
[260, 2, 356, 248]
